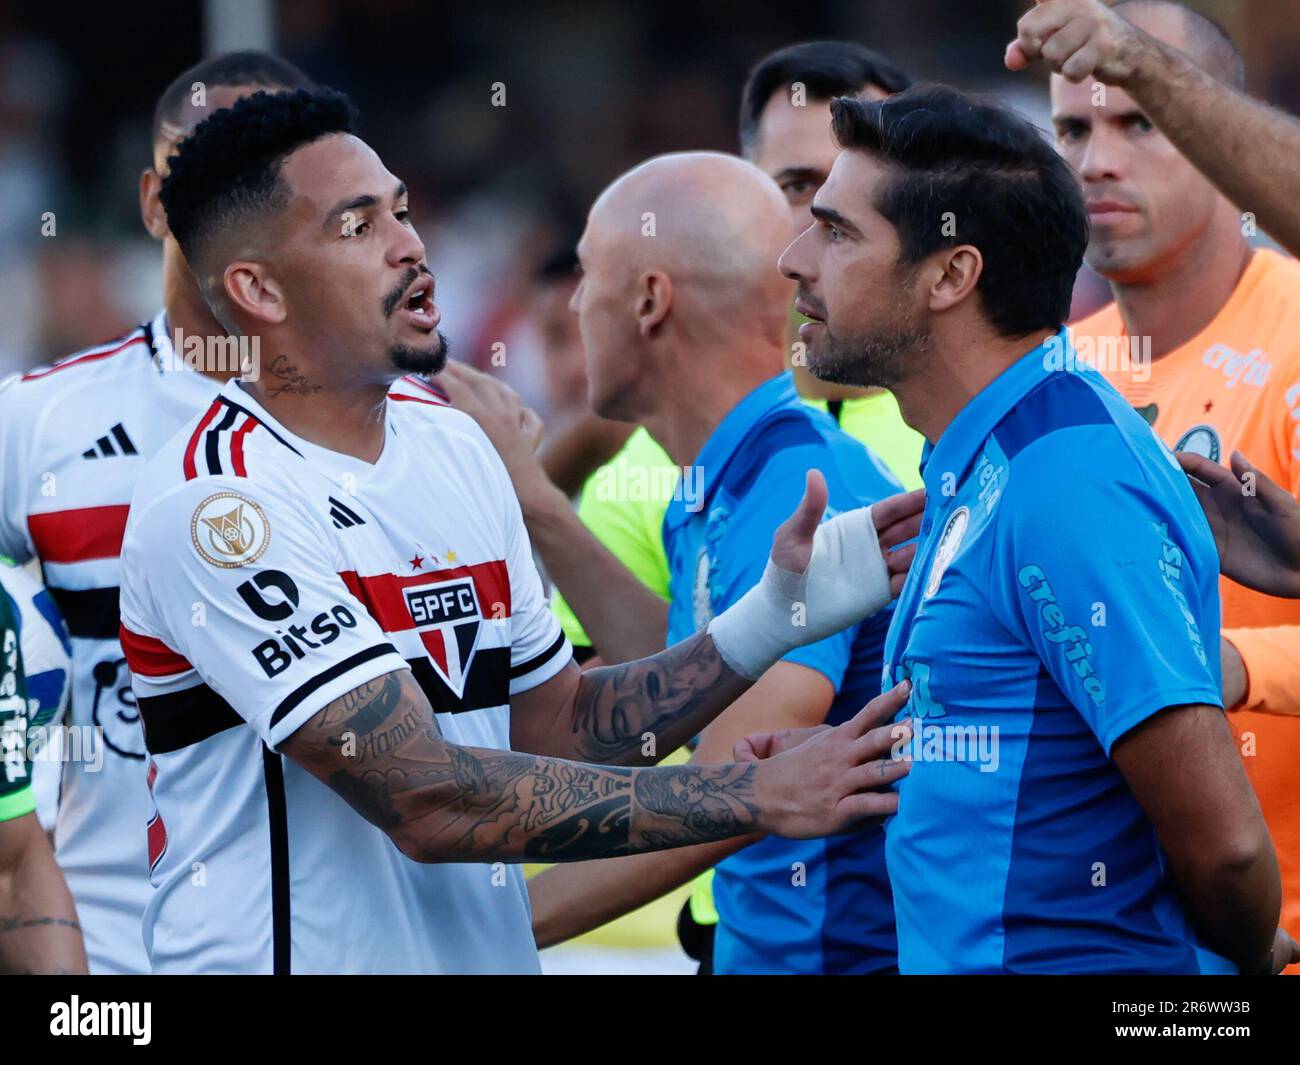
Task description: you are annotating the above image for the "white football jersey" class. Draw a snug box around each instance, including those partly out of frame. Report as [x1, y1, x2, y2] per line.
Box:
[0, 312, 220, 973]
[119, 375, 571, 974]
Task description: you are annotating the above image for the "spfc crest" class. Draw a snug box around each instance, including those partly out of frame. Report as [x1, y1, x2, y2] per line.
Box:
[404, 577, 483, 698]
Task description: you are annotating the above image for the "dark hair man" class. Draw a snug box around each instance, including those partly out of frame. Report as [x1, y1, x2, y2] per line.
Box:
[777, 84, 1291, 973]
[0, 51, 314, 974]
[117, 88, 919, 973]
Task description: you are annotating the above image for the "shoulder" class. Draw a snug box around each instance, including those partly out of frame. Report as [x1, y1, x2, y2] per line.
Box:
[721, 406, 834, 500]
[0, 325, 154, 433]
[991, 370, 1194, 524]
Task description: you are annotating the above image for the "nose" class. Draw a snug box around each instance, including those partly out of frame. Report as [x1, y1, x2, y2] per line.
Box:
[386, 215, 427, 270]
[1078, 124, 1125, 185]
[568, 279, 583, 315]
[778, 225, 815, 282]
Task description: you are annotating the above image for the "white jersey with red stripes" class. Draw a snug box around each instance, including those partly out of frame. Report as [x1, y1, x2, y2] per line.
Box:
[0, 312, 220, 973]
[118, 374, 571, 974]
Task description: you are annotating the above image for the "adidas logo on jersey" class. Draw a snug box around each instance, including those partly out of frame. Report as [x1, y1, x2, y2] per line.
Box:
[329, 496, 366, 529]
[81, 423, 138, 459]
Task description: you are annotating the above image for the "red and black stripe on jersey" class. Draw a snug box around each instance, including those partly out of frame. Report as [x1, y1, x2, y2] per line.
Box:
[183, 395, 302, 480]
[20, 324, 152, 382]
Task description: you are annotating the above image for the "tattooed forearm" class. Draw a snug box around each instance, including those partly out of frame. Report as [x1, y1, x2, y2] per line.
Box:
[567, 630, 751, 765]
[288, 669, 766, 864]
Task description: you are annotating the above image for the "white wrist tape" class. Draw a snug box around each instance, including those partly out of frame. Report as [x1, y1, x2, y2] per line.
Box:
[706, 504, 892, 680]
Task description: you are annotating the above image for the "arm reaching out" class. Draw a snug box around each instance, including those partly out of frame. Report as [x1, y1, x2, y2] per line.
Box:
[283, 667, 911, 865]
[1178, 450, 1300, 599]
[1007, 0, 1300, 259]
[511, 471, 922, 764]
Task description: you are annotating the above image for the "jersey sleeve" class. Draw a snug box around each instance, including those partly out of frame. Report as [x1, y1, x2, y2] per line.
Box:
[988, 431, 1224, 754]
[0, 587, 35, 823]
[120, 476, 408, 751]
[712, 439, 859, 690]
[0, 376, 35, 563]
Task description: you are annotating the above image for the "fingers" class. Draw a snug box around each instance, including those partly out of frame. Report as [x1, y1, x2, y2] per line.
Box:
[843, 752, 912, 793]
[834, 789, 900, 826]
[1230, 449, 1293, 511]
[886, 540, 918, 578]
[733, 735, 764, 763]
[872, 488, 925, 539]
[1004, 39, 1030, 72]
[1177, 449, 1236, 488]
[786, 469, 829, 542]
[1011, 2, 1075, 66]
[771, 470, 828, 573]
[1060, 40, 1103, 83]
[842, 679, 911, 739]
[1039, 16, 1095, 71]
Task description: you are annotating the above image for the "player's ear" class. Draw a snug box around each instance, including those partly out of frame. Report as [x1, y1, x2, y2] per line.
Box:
[635, 270, 672, 339]
[927, 244, 983, 314]
[224, 262, 287, 326]
[140, 168, 169, 242]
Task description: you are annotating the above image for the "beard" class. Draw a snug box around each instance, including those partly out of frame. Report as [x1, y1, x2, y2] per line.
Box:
[389, 331, 449, 376]
[807, 322, 932, 390]
[801, 270, 932, 390]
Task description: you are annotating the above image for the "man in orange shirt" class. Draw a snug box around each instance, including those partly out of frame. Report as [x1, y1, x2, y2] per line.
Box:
[1015, 0, 1300, 968]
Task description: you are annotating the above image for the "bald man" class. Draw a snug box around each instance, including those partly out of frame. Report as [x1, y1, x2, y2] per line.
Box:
[446, 152, 911, 974]
[1016, 0, 1300, 972]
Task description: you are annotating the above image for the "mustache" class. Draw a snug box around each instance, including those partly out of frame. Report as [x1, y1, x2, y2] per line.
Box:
[795, 283, 826, 319]
[382, 265, 431, 319]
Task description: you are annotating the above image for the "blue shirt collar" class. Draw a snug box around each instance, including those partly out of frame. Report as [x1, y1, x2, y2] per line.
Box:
[920, 328, 1069, 494]
[664, 371, 800, 533]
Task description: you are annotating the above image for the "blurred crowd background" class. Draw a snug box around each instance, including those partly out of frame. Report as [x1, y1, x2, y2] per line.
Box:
[3, 0, 1299, 424]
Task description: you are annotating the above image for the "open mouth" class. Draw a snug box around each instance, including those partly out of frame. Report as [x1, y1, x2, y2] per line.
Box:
[397, 274, 439, 331]
[795, 297, 825, 323]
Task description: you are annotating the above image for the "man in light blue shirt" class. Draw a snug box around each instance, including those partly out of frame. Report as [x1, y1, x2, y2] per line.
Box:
[778, 84, 1292, 974]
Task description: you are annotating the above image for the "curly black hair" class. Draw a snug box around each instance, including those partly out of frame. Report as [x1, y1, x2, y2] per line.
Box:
[159, 87, 357, 269]
[830, 85, 1088, 339]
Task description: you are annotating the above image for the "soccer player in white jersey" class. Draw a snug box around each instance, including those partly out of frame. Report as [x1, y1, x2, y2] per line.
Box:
[117, 87, 923, 974]
[0, 52, 316, 974]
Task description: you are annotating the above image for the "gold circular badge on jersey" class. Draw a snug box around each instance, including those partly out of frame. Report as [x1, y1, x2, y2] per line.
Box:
[190, 492, 270, 568]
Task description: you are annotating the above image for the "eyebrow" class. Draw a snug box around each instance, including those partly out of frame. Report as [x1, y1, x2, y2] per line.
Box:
[771, 166, 824, 185]
[322, 182, 408, 230]
[1052, 108, 1147, 126]
[810, 205, 860, 235]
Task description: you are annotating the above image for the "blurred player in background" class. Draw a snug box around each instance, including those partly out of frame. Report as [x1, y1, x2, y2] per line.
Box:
[739, 41, 924, 490]
[450, 151, 913, 973]
[1017, 0, 1300, 969]
[0, 576, 86, 974]
[0, 51, 315, 974]
[778, 84, 1292, 973]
